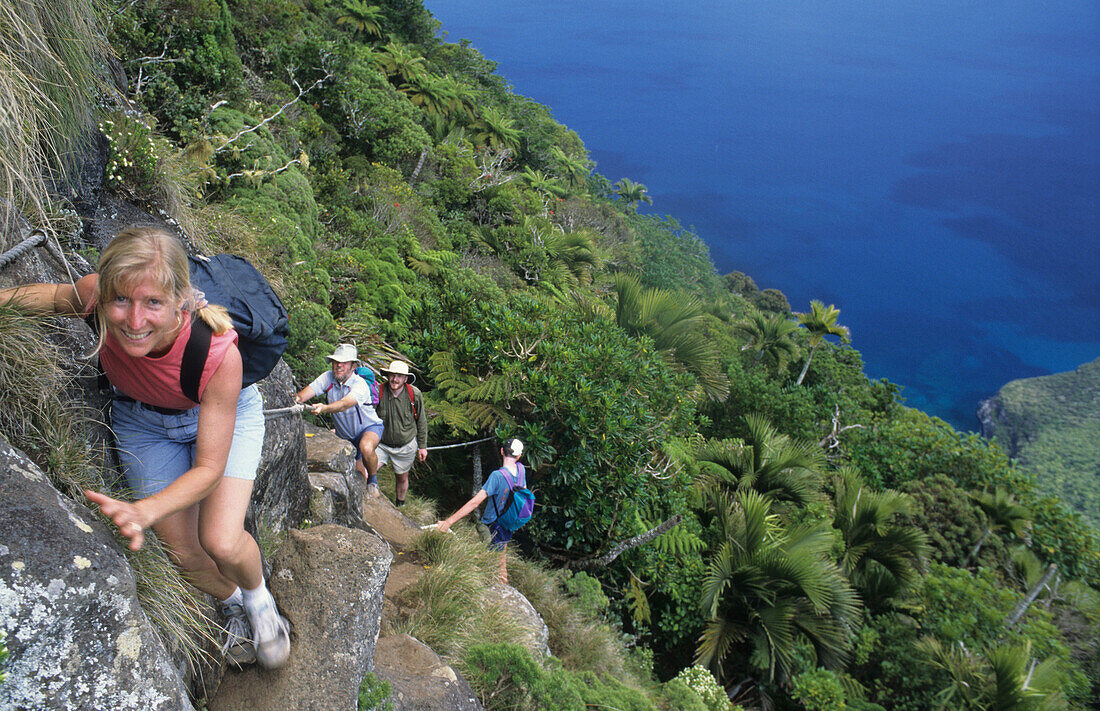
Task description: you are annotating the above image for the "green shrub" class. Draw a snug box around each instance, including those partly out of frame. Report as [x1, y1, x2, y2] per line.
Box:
[660, 678, 708, 711]
[791, 668, 847, 711]
[562, 571, 608, 620]
[284, 300, 338, 377]
[573, 669, 656, 711]
[460, 643, 659, 711]
[631, 215, 722, 299]
[356, 672, 393, 711]
[460, 643, 548, 711]
[0, 629, 8, 685]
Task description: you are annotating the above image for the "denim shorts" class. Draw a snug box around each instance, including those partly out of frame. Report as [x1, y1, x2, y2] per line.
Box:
[351, 423, 384, 460]
[111, 384, 265, 499]
[486, 521, 515, 550]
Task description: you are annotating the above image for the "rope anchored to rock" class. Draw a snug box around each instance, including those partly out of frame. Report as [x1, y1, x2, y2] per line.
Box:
[0, 229, 47, 269]
[263, 403, 306, 418]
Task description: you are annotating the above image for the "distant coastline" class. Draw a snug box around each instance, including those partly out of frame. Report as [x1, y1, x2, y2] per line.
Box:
[979, 358, 1100, 527]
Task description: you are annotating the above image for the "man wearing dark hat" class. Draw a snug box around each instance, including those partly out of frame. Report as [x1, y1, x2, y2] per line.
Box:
[375, 360, 428, 506]
[294, 343, 384, 495]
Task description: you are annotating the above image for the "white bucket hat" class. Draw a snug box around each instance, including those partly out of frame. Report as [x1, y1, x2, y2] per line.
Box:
[325, 343, 360, 363]
[380, 359, 415, 382]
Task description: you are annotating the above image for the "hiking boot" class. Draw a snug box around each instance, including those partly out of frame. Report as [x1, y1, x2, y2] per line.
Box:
[219, 600, 256, 667]
[367, 482, 381, 499]
[247, 593, 291, 669]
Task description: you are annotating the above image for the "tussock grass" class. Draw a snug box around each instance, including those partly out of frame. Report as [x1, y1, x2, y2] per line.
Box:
[395, 492, 437, 526]
[0, 306, 217, 672]
[400, 526, 531, 659]
[0, 0, 104, 233]
[374, 476, 437, 526]
[406, 521, 653, 699]
[508, 558, 629, 678]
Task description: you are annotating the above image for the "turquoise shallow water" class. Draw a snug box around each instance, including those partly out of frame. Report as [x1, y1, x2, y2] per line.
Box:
[426, 0, 1100, 431]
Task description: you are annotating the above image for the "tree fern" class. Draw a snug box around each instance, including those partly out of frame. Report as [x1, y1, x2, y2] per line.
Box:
[636, 508, 705, 558]
[427, 351, 516, 433]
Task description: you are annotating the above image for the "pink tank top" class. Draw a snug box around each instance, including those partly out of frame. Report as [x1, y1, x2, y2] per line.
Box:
[88, 298, 238, 409]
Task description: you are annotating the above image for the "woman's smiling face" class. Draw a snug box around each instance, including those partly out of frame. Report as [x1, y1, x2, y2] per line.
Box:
[102, 273, 182, 357]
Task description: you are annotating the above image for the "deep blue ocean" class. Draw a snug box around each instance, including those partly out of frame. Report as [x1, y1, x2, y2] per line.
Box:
[425, 0, 1100, 432]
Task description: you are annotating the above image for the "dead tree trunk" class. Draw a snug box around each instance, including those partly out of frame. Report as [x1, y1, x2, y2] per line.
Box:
[1006, 563, 1057, 628]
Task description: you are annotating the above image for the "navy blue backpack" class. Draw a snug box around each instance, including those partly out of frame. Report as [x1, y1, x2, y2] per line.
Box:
[180, 254, 289, 401]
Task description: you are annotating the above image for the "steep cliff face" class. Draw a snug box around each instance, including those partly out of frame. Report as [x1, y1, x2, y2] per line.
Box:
[978, 358, 1100, 527]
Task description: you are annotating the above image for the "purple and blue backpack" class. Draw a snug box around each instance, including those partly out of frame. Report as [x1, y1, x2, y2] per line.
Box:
[491, 463, 536, 532]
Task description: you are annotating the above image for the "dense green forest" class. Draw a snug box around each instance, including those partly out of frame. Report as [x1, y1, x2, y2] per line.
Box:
[982, 359, 1100, 531]
[3, 0, 1099, 708]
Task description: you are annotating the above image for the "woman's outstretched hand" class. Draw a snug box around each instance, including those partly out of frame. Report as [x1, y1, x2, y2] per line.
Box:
[84, 490, 148, 551]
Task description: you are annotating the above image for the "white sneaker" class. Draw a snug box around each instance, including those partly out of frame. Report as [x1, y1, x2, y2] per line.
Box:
[247, 592, 291, 669]
[367, 482, 381, 499]
[219, 600, 256, 667]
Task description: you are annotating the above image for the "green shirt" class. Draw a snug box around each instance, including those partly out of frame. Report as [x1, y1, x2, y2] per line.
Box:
[376, 382, 427, 449]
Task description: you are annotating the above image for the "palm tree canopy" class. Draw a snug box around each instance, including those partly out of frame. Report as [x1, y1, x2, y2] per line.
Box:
[613, 177, 652, 211]
[376, 41, 427, 84]
[796, 300, 850, 346]
[794, 300, 848, 384]
[971, 487, 1033, 539]
[832, 468, 930, 608]
[696, 413, 825, 507]
[736, 312, 800, 374]
[521, 167, 567, 198]
[470, 105, 521, 150]
[613, 274, 729, 400]
[917, 637, 1067, 710]
[550, 146, 591, 188]
[336, 0, 384, 39]
[697, 489, 861, 685]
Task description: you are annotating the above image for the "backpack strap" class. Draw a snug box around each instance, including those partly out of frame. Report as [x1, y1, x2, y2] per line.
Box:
[489, 466, 510, 521]
[180, 315, 212, 404]
[406, 383, 417, 419]
[83, 312, 112, 395]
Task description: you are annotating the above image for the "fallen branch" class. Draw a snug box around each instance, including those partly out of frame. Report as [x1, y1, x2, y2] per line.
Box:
[572, 514, 682, 569]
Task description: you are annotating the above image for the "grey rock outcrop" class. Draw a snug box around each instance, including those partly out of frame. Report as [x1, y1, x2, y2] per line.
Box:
[252, 367, 310, 536]
[209, 524, 391, 711]
[976, 396, 1007, 444]
[0, 435, 194, 711]
[488, 584, 551, 661]
[303, 422, 369, 530]
[374, 634, 482, 711]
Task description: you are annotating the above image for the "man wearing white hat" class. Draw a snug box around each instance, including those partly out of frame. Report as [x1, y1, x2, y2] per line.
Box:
[375, 360, 428, 506]
[294, 344, 384, 494]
